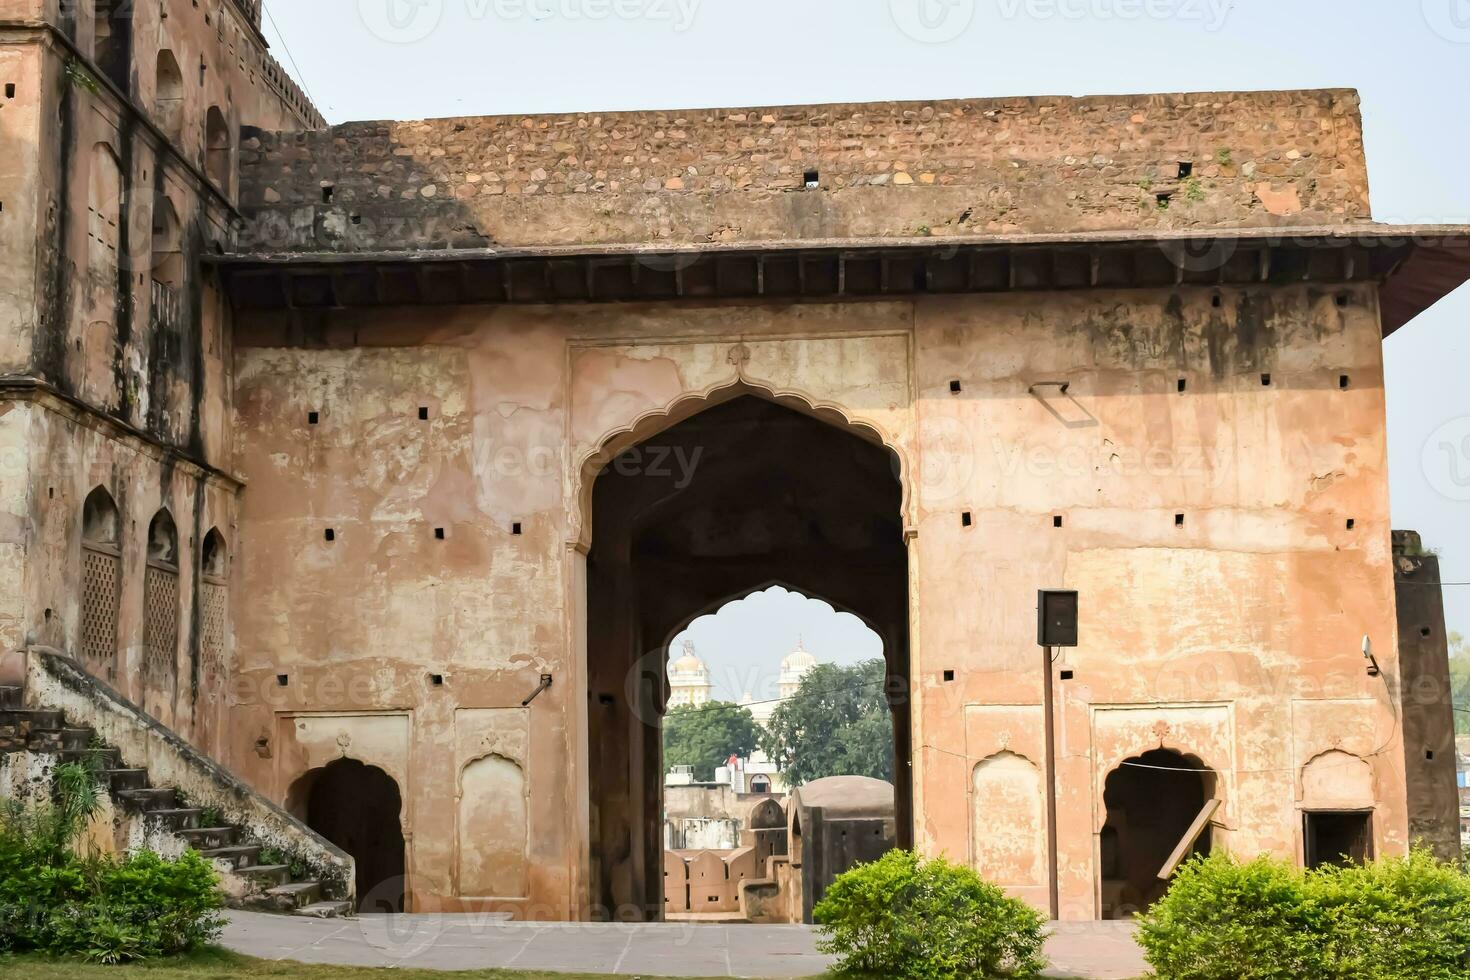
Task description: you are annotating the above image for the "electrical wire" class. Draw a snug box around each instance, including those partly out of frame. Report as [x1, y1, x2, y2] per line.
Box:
[665, 658, 1464, 773]
[668, 675, 893, 713]
[261, 1, 320, 113]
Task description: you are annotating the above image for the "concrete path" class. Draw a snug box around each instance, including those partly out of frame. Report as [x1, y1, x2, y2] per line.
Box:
[222, 910, 1146, 979]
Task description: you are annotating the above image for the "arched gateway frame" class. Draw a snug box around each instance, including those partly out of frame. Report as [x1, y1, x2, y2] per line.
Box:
[578, 387, 912, 921]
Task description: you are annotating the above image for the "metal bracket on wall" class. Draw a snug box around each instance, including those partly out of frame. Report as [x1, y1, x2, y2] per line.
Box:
[1028, 381, 1071, 396]
[521, 674, 554, 707]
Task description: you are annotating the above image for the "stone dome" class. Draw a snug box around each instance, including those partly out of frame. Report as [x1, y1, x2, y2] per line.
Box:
[790, 775, 895, 818]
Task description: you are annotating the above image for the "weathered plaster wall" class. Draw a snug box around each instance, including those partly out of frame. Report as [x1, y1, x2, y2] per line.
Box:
[231, 279, 1402, 919]
[20, 392, 239, 742]
[913, 283, 1400, 914]
[0, 0, 320, 739]
[1392, 530, 1459, 859]
[0, 36, 45, 374]
[236, 89, 1370, 253]
[0, 404, 32, 663]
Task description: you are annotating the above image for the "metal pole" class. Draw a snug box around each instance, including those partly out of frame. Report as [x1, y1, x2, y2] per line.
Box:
[1043, 644, 1060, 920]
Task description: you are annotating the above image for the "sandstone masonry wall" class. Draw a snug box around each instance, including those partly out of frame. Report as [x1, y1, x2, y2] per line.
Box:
[236, 89, 1371, 252]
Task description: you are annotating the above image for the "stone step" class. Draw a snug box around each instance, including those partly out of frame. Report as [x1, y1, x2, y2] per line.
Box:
[295, 900, 352, 919]
[59, 727, 94, 751]
[102, 768, 149, 792]
[237, 864, 292, 889]
[146, 807, 204, 831]
[264, 880, 321, 910]
[0, 709, 65, 732]
[116, 787, 179, 811]
[0, 687, 22, 709]
[200, 845, 262, 870]
[178, 826, 239, 849]
[27, 730, 65, 752]
[62, 746, 120, 768]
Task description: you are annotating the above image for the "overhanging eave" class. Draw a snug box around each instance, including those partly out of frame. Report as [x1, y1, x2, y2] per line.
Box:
[208, 224, 1470, 337]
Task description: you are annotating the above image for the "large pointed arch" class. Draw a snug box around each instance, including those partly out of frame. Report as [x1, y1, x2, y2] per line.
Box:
[570, 379, 908, 555]
[580, 391, 910, 922]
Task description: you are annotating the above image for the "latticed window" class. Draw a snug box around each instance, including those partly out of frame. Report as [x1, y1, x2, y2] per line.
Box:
[199, 530, 229, 691]
[79, 488, 121, 671]
[143, 511, 179, 685]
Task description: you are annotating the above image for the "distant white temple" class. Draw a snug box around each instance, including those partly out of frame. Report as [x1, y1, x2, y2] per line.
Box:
[741, 636, 820, 726]
[667, 638, 713, 708]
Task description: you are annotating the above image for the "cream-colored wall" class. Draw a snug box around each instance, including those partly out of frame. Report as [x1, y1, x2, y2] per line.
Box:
[230, 282, 1401, 919]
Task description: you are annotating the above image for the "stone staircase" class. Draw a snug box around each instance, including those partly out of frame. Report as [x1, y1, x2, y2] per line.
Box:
[0, 682, 351, 918]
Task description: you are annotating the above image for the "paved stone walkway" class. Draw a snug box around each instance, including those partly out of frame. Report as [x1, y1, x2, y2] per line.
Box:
[223, 910, 1146, 979]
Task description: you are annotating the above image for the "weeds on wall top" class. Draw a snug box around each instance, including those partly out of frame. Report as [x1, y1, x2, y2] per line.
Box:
[63, 58, 101, 96]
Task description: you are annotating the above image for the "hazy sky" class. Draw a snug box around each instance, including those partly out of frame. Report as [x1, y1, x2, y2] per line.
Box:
[260, 0, 1470, 680]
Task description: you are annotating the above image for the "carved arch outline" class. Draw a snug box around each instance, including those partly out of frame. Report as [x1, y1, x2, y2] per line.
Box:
[569, 377, 911, 553]
[1093, 740, 1225, 835]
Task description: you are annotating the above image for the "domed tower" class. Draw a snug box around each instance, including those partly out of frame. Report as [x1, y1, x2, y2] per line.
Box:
[667, 638, 713, 708]
[778, 636, 819, 700]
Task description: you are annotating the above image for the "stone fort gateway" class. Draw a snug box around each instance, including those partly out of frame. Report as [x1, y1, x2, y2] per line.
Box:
[1, 0, 1468, 924]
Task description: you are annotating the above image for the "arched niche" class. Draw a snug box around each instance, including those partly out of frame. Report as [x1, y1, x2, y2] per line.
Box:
[78, 487, 121, 672]
[457, 754, 529, 898]
[154, 50, 184, 143]
[971, 751, 1045, 887]
[142, 509, 179, 685]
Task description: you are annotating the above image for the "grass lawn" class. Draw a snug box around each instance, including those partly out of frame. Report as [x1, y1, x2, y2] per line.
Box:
[0, 947, 1113, 980]
[0, 947, 819, 980]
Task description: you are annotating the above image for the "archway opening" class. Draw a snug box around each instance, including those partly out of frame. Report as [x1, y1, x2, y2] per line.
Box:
[585, 394, 909, 921]
[150, 194, 184, 291]
[290, 759, 406, 913]
[91, 0, 132, 91]
[153, 51, 184, 143]
[205, 107, 232, 194]
[1100, 749, 1217, 919]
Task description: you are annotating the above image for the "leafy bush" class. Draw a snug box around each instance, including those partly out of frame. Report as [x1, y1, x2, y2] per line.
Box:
[1136, 854, 1328, 979]
[1139, 850, 1470, 980]
[0, 762, 225, 962]
[813, 849, 1046, 979]
[1312, 850, 1470, 980]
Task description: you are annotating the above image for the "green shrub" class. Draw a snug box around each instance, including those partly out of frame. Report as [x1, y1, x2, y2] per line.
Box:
[1139, 850, 1470, 980]
[1137, 854, 1328, 980]
[0, 764, 225, 962]
[812, 849, 1046, 980]
[1312, 850, 1470, 980]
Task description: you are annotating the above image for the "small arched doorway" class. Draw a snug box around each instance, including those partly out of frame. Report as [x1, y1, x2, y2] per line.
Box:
[290, 759, 406, 913]
[1100, 749, 1216, 919]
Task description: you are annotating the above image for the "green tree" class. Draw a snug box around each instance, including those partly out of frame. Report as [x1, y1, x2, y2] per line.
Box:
[663, 701, 763, 782]
[1450, 631, 1470, 736]
[762, 659, 894, 787]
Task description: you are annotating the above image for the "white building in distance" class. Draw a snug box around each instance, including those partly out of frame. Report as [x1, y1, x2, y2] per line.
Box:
[668, 639, 713, 708]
